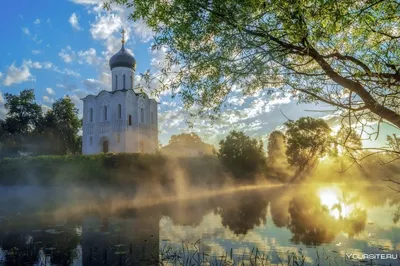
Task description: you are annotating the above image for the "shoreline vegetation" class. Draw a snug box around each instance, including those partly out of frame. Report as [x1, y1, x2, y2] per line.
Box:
[0, 151, 398, 188]
[0, 153, 226, 187]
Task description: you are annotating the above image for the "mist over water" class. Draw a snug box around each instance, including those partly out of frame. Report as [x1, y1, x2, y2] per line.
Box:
[0, 179, 399, 265]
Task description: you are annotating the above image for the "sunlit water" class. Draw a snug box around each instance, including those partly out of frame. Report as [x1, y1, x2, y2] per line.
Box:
[0, 183, 399, 265]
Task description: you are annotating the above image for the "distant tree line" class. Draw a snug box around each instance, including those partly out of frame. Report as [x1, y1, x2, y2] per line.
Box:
[216, 117, 364, 182]
[0, 89, 81, 157]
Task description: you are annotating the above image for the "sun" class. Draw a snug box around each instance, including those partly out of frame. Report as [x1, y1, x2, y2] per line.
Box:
[317, 187, 355, 219]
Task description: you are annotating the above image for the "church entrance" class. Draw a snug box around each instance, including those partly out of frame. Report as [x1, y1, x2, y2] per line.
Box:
[102, 140, 109, 153]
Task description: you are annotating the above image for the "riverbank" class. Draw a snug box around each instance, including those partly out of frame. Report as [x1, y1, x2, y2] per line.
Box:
[0, 153, 226, 187]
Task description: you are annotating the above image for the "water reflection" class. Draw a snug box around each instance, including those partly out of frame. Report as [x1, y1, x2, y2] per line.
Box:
[0, 184, 399, 265]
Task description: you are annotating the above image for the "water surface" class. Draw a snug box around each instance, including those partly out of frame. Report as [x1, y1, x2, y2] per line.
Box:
[0, 184, 399, 265]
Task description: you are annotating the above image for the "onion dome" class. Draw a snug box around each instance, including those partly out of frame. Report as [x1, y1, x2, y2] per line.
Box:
[109, 29, 136, 70]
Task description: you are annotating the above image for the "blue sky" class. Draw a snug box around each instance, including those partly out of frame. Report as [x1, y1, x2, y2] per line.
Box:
[0, 0, 398, 148]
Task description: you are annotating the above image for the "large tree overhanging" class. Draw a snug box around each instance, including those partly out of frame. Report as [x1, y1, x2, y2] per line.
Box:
[106, 0, 400, 128]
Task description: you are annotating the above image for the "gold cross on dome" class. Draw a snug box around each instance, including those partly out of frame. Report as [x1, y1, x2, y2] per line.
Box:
[121, 29, 126, 44]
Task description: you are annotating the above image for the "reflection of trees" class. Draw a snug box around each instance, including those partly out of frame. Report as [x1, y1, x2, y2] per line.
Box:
[217, 192, 269, 235]
[287, 195, 338, 245]
[279, 191, 368, 246]
[0, 215, 80, 265]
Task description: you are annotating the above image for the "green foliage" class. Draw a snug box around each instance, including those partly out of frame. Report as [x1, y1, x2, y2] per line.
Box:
[3, 89, 42, 135]
[162, 132, 215, 156]
[266, 130, 291, 181]
[107, 0, 400, 133]
[218, 130, 266, 180]
[284, 117, 332, 170]
[0, 90, 82, 157]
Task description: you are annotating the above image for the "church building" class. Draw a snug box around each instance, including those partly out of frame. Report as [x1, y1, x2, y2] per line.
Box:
[81, 30, 158, 154]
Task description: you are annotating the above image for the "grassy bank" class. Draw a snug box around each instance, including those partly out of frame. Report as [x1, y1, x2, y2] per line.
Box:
[0, 153, 225, 187]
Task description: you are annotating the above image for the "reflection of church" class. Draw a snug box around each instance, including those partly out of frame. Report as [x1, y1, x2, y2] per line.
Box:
[81, 30, 158, 154]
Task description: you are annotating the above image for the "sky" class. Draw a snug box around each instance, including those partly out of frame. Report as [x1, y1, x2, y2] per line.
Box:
[0, 0, 398, 148]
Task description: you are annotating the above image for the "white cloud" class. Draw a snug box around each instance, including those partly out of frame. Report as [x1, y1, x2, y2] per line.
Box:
[70, 0, 103, 4]
[77, 48, 100, 65]
[21, 27, 30, 35]
[69, 13, 82, 31]
[2, 62, 34, 86]
[90, 13, 122, 40]
[46, 88, 55, 96]
[32, 50, 41, 55]
[42, 95, 54, 104]
[132, 19, 153, 43]
[82, 78, 106, 92]
[59, 46, 75, 63]
[0, 72, 3, 79]
[34, 18, 40, 25]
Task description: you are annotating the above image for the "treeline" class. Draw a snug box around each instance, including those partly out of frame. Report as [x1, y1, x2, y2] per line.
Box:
[216, 117, 400, 183]
[0, 89, 81, 157]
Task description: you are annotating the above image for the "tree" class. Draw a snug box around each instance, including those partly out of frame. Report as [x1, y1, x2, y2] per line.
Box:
[0, 91, 82, 157]
[3, 89, 42, 135]
[332, 127, 362, 158]
[266, 130, 291, 181]
[106, 0, 400, 138]
[284, 117, 332, 174]
[44, 97, 81, 154]
[162, 132, 214, 156]
[218, 130, 266, 180]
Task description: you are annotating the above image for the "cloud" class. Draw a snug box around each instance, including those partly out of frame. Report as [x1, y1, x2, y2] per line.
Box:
[82, 78, 106, 92]
[70, 0, 103, 4]
[46, 88, 55, 96]
[59, 46, 75, 63]
[69, 13, 82, 31]
[59, 46, 100, 65]
[21, 27, 42, 44]
[3, 60, 80, 87]
[0, 72, 2, 79]
[132, 19, 153, 43]
[0, 91, 6, 119]
[77, 48, 100, 65]
[34, 18, 40, 25]
[21, 27, 30, 35]
[2, 62, 34, 86]
[42, 95, 54, 104]
[32, 50, 42, 55]
[90, 13, 122, 40]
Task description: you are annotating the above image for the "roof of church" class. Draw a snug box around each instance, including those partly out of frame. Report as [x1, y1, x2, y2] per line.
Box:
[109, 29, 136, 70]
[81, 88, 159, 103]
[109, 45, 136, 70]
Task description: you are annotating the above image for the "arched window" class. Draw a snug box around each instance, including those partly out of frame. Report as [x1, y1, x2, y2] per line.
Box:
[89, 137, 93, 146]
[118, 104, 122, 119]
[128, 115, 132, 126]
[115, 75, 118, 90]
[123, 74, 126, 89]
[140, 108, 144, 123]
[104, 106, 108, 121]
[90, 108, 93, 122]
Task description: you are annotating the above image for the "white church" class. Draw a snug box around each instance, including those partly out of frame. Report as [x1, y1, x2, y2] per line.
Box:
[81, 30, 158, 154]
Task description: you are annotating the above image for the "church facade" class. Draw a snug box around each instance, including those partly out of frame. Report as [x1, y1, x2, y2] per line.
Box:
[81, 31, 158, 154]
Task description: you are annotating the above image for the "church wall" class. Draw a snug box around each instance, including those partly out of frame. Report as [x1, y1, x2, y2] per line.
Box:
[111, 67, 134, 91]
[82, 72, 158, 155]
